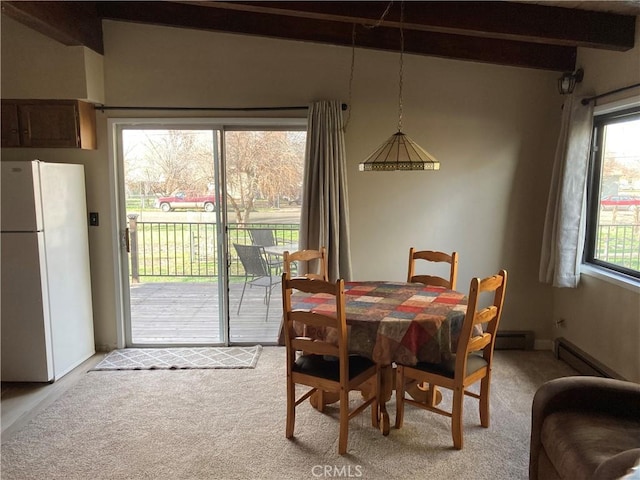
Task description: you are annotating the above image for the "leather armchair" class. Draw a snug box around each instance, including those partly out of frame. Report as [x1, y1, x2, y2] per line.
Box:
[529, 376, 640, 480]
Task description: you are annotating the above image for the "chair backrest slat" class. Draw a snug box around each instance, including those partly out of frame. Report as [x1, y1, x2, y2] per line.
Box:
[290, 310, 339, 329]
[291, 338, 340, 357]
[474, 305, 499, 326]
[467, 333, 492, 352]
[288, 275, 333, 294]
[409, 275, 451, 289]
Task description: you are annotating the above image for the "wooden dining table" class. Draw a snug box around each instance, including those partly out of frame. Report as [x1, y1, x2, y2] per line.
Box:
[291, 280, 470, 434]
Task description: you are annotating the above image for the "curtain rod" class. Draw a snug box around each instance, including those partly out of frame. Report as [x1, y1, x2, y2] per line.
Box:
[94, 103, 348, 112]
[581, 83, 640, 106]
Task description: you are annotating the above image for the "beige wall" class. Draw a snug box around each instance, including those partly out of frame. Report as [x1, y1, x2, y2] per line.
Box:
[100, 19, 560, 346]
[1, 16, 104, 103]
[550, 17, 640, 383]
[3, 16, 636, 379]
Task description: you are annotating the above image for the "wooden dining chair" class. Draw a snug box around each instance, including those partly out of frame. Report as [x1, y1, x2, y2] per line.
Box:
[282, 275, 380, 455]
[283, 247, 328, 280]
[395, 269, 508, 450]
[407, 248, 459, 290]
[279, 247, 329, 345]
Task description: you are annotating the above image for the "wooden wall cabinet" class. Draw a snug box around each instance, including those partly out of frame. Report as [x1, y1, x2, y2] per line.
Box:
[1, 100, 97, 149]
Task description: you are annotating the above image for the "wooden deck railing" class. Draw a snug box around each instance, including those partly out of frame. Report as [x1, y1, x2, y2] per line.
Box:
[127, 216, 298, 281]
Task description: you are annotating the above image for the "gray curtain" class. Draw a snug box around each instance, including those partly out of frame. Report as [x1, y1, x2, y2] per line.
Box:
[539, 95, 594, 288]
[299, 100, 353, 281]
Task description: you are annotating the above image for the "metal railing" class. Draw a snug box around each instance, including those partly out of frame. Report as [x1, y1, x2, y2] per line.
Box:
[127, 216, 298, 281]
[595, 224, 640, 271]
[127, 220, 640, 280]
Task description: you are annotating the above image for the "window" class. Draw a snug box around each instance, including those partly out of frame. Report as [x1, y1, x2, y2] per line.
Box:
[585, 106, 640, 279]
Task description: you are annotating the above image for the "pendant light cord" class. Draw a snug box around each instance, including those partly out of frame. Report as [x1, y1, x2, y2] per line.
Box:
[363, 1, 393, 29]
[343, 23, 357, 131]
[344, 1, 395, 132]
[398, 1, 404, 133]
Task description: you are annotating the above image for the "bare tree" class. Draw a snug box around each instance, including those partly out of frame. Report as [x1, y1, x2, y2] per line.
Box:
[135, 130, 214, 197]
[123, 128, 305, 223]
[225, 130, 305, 223]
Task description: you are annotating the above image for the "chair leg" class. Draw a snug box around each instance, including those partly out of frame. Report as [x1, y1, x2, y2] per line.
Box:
[395, 366, 405, 429]
[452, 387, 464, 450]
[237, 277, 249, 314]
[264, 278, 278, 322]
[286, 377, 296, 439]
[264, 285, 271, 322]
[338, 390, 350, 455]
[479, 375, 491, 428]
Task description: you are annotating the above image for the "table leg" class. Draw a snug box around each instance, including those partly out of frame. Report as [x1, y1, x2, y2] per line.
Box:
[405, 381, 442, 406]
[310, 390, 338, 410]
[377, 365, 393, 435]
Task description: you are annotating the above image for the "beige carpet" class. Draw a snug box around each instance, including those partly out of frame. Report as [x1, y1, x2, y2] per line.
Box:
[0, 347, 577, 480]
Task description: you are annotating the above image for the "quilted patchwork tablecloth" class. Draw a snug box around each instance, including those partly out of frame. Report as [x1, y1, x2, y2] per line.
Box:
[292, 281, 468, 365]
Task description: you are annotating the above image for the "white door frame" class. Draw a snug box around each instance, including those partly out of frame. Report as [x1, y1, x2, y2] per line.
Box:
[107, 116, 306, 348]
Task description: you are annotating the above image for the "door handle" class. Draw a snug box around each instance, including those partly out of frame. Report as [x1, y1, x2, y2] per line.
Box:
[124, 228, 130, 253]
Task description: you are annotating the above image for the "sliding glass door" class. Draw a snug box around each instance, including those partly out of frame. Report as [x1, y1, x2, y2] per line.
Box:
[113, 119, 305, 346]
[225, 129, 305, 343]
[119, 126, 225, 345]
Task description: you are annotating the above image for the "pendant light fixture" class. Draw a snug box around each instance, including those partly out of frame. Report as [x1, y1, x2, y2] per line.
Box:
[359, 1, 440, 172]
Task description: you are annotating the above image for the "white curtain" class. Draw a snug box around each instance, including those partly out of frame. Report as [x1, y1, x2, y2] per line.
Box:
[539, 95, 594, 287]
[299, 100, 353, 281]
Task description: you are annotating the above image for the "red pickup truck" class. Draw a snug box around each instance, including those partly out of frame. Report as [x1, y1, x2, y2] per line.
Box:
[600, 195, 640, 211]
[155, 192, 216, 212]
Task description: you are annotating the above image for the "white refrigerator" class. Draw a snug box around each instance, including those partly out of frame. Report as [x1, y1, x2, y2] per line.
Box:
[1, 160, 95, 382]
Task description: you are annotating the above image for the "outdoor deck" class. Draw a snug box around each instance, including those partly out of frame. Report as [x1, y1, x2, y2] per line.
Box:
[129, 281, 283, 345]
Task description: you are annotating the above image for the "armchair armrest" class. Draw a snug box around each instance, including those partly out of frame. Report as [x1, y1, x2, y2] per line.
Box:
[530, 376, 640, 480]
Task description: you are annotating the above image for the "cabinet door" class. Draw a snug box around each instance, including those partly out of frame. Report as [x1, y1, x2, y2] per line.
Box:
[19, 103, 80, 148]
[1, 103, 21, 147]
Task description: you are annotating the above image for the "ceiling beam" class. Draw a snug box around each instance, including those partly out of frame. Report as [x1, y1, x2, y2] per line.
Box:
[189, 1, 636, 51]
[97, 1, 577, 71]
[1, 1, 104, 54]
[5, 1, 632, 71]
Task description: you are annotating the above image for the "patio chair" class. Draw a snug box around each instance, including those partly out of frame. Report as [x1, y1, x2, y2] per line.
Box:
[234, 243, 282, 322]
[249, 228, 283, 273]
[283, 247, 328, 280]
[407, 248, 459, 290]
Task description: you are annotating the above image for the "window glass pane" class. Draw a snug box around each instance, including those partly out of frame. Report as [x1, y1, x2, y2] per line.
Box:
[591, 114, 640, 276]
[225, 129, 306, 343]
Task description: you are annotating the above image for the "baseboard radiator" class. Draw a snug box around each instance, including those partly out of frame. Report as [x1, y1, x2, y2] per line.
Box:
[554, 337, 623, 379]
[494, 330, 534, 350]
